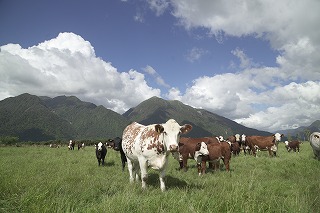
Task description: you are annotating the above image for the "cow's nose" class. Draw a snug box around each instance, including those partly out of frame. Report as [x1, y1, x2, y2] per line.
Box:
[169, 145, 178, 152]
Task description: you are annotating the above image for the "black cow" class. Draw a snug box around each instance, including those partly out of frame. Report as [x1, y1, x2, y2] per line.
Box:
[108, 137, 127, 171]
[95, 142, 107, 166]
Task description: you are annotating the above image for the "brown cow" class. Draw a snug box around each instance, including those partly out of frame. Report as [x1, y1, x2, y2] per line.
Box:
[199, 137, 232, 174]
[246, 133, 283, 157]
[285, 140, 301, 153]
[175, 137, 211, 171]
[198, 142, 222, 175]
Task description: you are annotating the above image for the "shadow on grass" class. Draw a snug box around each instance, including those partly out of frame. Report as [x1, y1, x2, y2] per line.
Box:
[147, 173, 204, 190]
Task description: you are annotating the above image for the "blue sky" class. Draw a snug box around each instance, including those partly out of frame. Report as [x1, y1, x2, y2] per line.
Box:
[1, 0, 320, 132]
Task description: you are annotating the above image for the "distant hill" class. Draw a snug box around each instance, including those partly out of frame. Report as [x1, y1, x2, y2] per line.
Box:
[123, 96, 271, 137]
[279, 120, 320, 141]
[0, 94, 275, 142]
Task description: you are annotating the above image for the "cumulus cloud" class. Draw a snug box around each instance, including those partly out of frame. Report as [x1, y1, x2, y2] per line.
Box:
[0, 32, 160, 113]
[147, 0, 320, 131]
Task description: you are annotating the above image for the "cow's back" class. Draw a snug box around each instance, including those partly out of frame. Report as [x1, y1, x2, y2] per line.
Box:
[246, 135, 274, 148]
[122, 122, 144, 160]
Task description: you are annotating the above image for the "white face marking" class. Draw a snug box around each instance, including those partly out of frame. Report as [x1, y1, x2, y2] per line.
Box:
[235, 134, 240, 142]
[241, 134, 246, 141]
[285, 141, 289, 146]
[274, 133, 282, 142]
[97, 142, 103, 151]
[198, 142, 209, 155]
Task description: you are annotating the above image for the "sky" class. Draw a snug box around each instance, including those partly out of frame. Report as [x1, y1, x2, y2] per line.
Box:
[1, 0, 320, 133]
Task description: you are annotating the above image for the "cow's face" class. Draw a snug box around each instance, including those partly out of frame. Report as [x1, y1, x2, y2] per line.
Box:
[241, 134, 246, 142]
[198, 142, 209, 156]
[274, 133, 283, 142]
[285, 141, 289, 146]
[159, 119, 192, 152]
[235, 134, 240, 142]
[97, 142, 103, 151]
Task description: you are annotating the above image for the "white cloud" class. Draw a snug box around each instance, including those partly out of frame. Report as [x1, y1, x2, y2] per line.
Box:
[0, 32, 160, 114]
[143, 65, 170, 88]
[147, 0, 170, 16]
[186, 47, 208, 63]
[143, 0, 320, 131]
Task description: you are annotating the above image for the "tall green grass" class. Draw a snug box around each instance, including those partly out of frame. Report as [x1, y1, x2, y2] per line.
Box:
[0, 143, 319, 213]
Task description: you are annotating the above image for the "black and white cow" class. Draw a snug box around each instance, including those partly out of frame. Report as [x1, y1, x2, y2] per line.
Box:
[95, 142, 107, 166]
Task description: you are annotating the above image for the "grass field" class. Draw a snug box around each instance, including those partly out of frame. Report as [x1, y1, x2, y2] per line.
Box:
[0, 142, 319, 213]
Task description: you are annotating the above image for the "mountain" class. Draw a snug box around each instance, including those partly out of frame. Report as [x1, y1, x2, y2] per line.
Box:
[0, 93, 130, 141]
[279, 120, 320, 140]
[0, 94, 273, 142]
[123, 96, 271, 137]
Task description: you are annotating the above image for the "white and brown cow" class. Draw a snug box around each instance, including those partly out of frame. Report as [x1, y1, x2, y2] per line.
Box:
[284, 140, 301, 153]
[121, 119, 192, 192]
[246, 133, 283, 157]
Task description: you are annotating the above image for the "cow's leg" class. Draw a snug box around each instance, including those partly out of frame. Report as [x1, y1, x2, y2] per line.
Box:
[159, 160, 168, 192]
[267, 148, 272, 157]
[182, 155, 188, 172]
[138, 158, 148, 190]
[127, 159, 135, 183]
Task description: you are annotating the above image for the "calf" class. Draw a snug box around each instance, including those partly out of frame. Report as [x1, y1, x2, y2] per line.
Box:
[177, 137, 213, 171]
[95, 142, 107, 166]
[198, 142, 222, 175]
[227, 134, 240, 156]
[199, 138, 232, 174]
[285, 140, 300, 153]
[246, 133, 283, 157]
[108, 137, 127, 171]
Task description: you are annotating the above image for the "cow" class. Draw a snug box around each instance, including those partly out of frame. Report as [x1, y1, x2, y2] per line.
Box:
[122, 119, 192, 191]
[95, 142, 107, 166]
[78, 143, 85, 150]
[198, 142, 222, 175]
[108, 137, 127, 171]
[284, 140, 301, 153]
[245, 133, 283, 157]
[68, 140, 75, 150]
[49, 144, 60, 148]
[309, 132, 320, 160]
[198, 137, 232, 174]
[228, 134, 241, 156]
[175, 137, 213, 171]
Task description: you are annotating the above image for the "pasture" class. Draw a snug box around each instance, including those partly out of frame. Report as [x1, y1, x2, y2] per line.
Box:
[0, 142, 319, 213]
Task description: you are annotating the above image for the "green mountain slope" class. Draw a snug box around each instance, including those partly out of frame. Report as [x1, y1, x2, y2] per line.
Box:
[123, 96, 271, 137]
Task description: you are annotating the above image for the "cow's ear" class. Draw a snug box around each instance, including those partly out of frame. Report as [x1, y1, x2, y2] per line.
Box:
[181, 124, 192, 134]
[155, 124, 164, 133]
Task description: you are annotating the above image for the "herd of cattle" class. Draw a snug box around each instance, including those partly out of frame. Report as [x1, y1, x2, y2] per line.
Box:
[58, 119, 320, 192]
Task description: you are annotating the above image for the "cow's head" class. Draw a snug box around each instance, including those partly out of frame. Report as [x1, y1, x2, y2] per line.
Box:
[97, 142, 104, 151]
[112, 137, 122, 151]
[197, 142, 209, 156]
[235, 134, 240, 142]
[156, 119, 192, 153]
[241, 134, 246, 142]
[273, 133, 284, 142]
